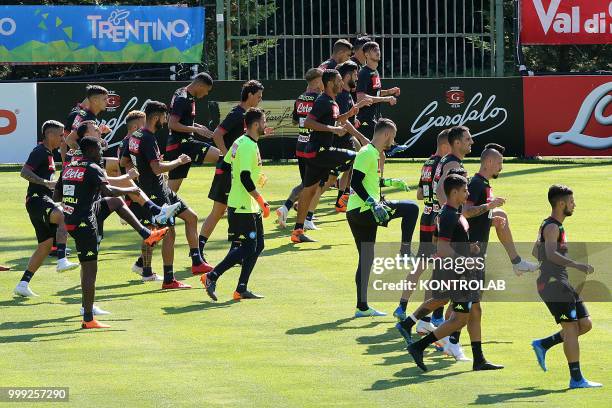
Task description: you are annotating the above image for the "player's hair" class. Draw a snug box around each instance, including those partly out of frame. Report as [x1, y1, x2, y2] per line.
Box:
[86, 84, 108, 98]
[144, 101, 168, 117]
[125, 110, 145, 125]
[362, 41, 379, 54]
[444, 174, 468, 197]
[305, 67, 323, 83]
[193, 72, 214, 86]
[354, 35, 372, 50]
[447, 125, 469, 145]
[241, 80, 264, 102]
[374, 118, 397, 134]
[548, 184, 573, 207]
[322, 69, 340, 88]
[332, 39, 353, 54]
[79, 136, 101, 155]
[245, 107, 265, 128]
[41, 120, 64, 137]
[447, 167, 468, 178]
[337, 60, 359, 78]
[437, 128, 450, 146]
[76, 121, 94, 140]
[483, 143, 506, 155]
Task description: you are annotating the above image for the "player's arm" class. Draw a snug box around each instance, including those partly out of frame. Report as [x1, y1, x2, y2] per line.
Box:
[416, 187, 424, 200]
[20, 165, 56, 189]
[356, 92, 395, 105]
[380, 87, 400, 97]
[463, 183, 505, 218]
[168, 114, 200, 136]
[120, 156, 133, 171]
[543, 224, 593, 273]
[435, 163, 460, 205]
[212, 127, 229, 155]
[149, 154, 191, 175]
[303, 116, 346, 135]
[99, 182, 139, 197]
[350, 169, 370, 202]
[343, 121, 370, 145]
[238, 146, 270, 217]
[105, 167, 139, 183]
[52, 175, 63, 202]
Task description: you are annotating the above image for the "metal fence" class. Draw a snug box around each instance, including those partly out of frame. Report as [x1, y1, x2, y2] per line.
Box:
[216, 0, 504, 80]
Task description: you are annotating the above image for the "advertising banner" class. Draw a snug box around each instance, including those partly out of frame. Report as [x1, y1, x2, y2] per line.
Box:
[0, 6, 205, 63]
[520, 0, 612, 44]
[0, 83, 38, 164]
[523, 76, 612, 156]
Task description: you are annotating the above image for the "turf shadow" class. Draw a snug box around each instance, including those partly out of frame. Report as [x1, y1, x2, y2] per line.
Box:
[366, 358, 465, 390]
[286, 317, 389, 335]
[161, 299, 235, 315]
[469, 386, 569, 405]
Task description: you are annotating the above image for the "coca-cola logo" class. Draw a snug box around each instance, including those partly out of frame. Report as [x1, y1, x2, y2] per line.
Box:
[402, 92, 508, 150]
[106, 92, 121, 111]
[296, 101, 314, 115]
[548, 82, 612, 150]
[446, 88, 465, 107]
[62, 167, 86, 181]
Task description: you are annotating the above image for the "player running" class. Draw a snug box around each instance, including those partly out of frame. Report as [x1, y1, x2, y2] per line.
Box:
[202, 108, 269, 301]
[55, 137, 168, 328]
[166, 73, 220, 193]
[128, 101, 208, 285]
[319, 39, 353, 69]
[14, 121, 79, 298]
[531, 185, 601, 389]
[346, 119, 418, 317]
[198, 80, 265, 264]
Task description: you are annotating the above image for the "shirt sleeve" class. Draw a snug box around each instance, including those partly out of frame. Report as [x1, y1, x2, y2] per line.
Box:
[350, 170, 370, 202]
[437, 211, 458, 241]
[87, 163, 108, 186]
[141, 135, 160, 163]
[218, 109, 242, 134]
[25, 148, 44, 170]
[467, 179, 485, 205]
[170, 95, 189, 117]
[356, 68, 370, 94]
[291, 100, 299, 124]
[307, 98, 328, 121]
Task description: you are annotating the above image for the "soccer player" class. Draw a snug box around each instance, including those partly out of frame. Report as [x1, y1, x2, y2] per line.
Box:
[198, 80, 265, 264]
[355, 41, 399, 141]
[346, 118, 418, 317]
[531, 185, 601, 388]
[319, 39, 353, 69]
[276, 68, 324, 229]
[14, 121, 79, 298]
[166, 73, 220, 193]
[290, 69, 358, 243]
[65, 85, 111, 158]
[56, 137, 168, 328]
[393, 129, 451, 325]
[202, 108, 269, 301]
[350, 36, 372, 71]
[129, 101, 208, 285]
[406, 175, 500, 371]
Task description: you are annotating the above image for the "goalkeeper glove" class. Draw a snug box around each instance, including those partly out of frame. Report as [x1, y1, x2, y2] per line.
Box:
[255, 194, 270, 218]
[365, 196, 390, 225]
[386, 144, 408, 157]
[382, 178, 410, 191]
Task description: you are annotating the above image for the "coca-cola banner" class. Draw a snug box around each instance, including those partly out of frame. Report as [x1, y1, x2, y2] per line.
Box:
[523, 76, 612, 156]
[380, 77, 525, 157]
[520, 0, 612, 44]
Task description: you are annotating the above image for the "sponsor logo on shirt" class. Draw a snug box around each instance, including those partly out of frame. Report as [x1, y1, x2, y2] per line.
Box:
[62, 167, 86, 181]
[371, 75, 381, 89]
[296, 101, 314, 115]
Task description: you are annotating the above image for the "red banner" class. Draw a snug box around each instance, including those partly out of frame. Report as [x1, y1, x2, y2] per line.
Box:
[523, 76, 612, 156]
[520, 0, 612, 44]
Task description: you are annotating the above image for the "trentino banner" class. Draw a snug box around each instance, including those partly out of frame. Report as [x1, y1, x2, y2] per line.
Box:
[0, 6, 205, 63]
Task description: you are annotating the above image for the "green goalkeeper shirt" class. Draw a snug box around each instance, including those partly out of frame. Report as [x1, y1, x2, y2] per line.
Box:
[228, 134, 262, 214]
[347, 143, 380, 213]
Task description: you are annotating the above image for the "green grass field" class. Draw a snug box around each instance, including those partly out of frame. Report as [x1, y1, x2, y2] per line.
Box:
[1, 160, 611, 407]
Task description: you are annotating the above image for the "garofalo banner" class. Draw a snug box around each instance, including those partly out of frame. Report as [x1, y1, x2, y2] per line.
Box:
[0, 6, 205, 63]
[520, 0, 612, 44]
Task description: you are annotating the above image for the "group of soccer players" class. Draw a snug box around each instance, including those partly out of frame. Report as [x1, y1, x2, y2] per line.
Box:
[12, 35, 601, 388]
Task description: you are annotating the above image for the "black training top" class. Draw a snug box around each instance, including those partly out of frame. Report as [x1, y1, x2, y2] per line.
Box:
[24, 144, 55, 198]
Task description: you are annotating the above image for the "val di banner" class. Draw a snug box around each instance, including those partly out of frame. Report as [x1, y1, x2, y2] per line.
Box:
[520, 0, 612, 44]
[0, 6, 205, 63]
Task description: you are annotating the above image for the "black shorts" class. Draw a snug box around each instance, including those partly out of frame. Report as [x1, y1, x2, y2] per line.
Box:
[303, 147, 356, 187]
[417, 213, 436, 256]
[431, 267, 480, 309]
[227, 208, 264, 243]
[297, 156, 307, 182]
[145, 184, 189, 226]
[208, 161, 232, 205]
[26, 195, 58, 243]
[538, 279, 589, 324]
[68, 199, 111, 262]
[357, 120, 375, 140]
[127, 199, 152, 227]
[166, 139, 213, 180]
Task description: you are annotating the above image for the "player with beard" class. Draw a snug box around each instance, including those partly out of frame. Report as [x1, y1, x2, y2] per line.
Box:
[129, 101, 207, 285]
[347, 119, 418, 317]
[198, 80, 265, 267]
[319, 39, 353, 69]
[290, 69, 358, 243]
[530, 185, 601, 388]
[55, 137, 168, 328]
[276, 68, 324, 229]
[14, 121, 79, 298]
[166, 73, 220, 193]
[202, 108, 269, 301]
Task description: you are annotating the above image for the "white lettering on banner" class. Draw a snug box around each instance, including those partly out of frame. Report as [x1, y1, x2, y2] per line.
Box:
[532, 0, 612, 35]
[99, 96, 152, 149]
[0, 17, 16, 36]
[87, 10, 190, 43]
[405, 93, 508, 149]
[548, 82, 612, 150]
